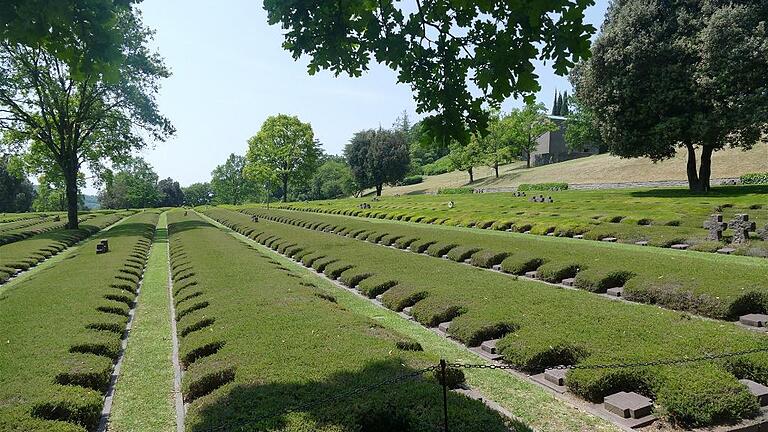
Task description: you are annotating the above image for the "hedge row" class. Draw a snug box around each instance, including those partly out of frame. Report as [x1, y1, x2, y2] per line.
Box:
[204, 207, 768, 428]
[0, 211, 158, 432]
[0, 215, 73, 246]
[0, 212, 132, 284]
[518, 182, 568, 191]
[741, 173, 768, 185]
[167, 211, 510, 432]
[243, 208, 767, 321]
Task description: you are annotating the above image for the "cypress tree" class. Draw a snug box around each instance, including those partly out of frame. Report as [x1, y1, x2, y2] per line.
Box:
[561, 91, 569, 116]
[551, 90, 559, 115]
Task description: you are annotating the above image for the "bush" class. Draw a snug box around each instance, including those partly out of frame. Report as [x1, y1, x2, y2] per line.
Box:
[470, 250, 509, 268]
[518, 182, 568, 191]
[421, 156, 453, 176]
[400, 175, 424, 186]
[438, 187, 474, 195]
[446, 246, 481, 262]
[500, 254, 546, 275]
[573, 269, 635, 293]
[740, 172, 768, 185]
[536, 262, 582, 283]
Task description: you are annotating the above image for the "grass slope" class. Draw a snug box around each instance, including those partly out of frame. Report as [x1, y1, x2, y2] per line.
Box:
[108, 212, 175, 432]
[205, 208, 768, 428]
[383, 144, 768, 195]
[0, 211, 159, 432]
[167, 210, 514, 432]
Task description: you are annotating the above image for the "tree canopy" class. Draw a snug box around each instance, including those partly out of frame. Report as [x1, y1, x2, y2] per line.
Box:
[574, 0, 768, 191]
[157, 177, 184, 207]
[0, 5, 173, 228]
[246, 115, 320, 202]
[345, 128, 410, 196]
[264, 0, 595, 146]
[507, 103, 557, 168]
[211, 154, 259, 205]
[98, 157, 159, 209]
[0, 155, 34, 212]
[182, 182, 213, 207]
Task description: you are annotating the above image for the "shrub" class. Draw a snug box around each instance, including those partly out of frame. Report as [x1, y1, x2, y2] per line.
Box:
[381, 285, 428, 311]
[470, 250, 509, 268]
[518, 182, 568, 191]
[438, 187, 474, 195]
[426, 242, 458, 257]
[421, 156, 453, 176]
[446, 246, 481, 262]
[740, 172, 768, 185]
[358, 277, 398, 298]
[500, 254, 547, 275]
[573, 269, 635, 293]
[395, 340, 423, 351]
[183, 363, 236, 403]
[536, 262, 582, 283]
[400, 175, 424, 185]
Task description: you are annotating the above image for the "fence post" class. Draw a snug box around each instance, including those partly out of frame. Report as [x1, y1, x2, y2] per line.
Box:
[440, 359, 449, 432]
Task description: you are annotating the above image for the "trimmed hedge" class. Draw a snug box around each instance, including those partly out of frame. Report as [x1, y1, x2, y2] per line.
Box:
[518, 182, 569, 191]
[740, 173, 768, 185]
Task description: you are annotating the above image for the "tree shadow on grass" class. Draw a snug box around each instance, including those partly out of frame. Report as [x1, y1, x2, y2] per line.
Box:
[187, 359, 532, 432]
[629, 185, 768, 199]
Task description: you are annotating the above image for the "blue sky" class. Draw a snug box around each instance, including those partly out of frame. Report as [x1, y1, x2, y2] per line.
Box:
[113, 0, 609, 191]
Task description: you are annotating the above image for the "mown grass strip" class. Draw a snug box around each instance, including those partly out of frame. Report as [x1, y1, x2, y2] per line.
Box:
[108, 212, 175, 432]
[199, 211, 620, 432]
[205, 208, 768, 428]
[248, 207, 768, 320]
[168, 210, 516, 432]
[0, 211, 159, 432]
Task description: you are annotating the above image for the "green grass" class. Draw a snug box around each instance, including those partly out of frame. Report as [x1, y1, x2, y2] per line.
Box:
[0, 212, 132, 284]
[109, 212, 176, 432]
[167, 210, 516, 432]
[242, 207, 767, 320]
[201, 211, 620, 432]
[0, 211, 159, 432]
[266, 185, 768, 258]
[205, 207, 768, 428]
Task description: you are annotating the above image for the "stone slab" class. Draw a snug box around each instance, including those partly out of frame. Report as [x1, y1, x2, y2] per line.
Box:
[603, 391, 653, 419]
[469, 346, 503, 361]
[437, 321, 452, 333]
[561, 278, 575, 287]
[740, 379, 768, 407]
[530, 373, 567, 394]
[670, 243, 690, 250]
[402, 306, 413, 316]
[717, 247, 737, 255]
[607, 287, 624, 298]
[573, 234, 584, 239]
[463, 258, 472, 264]
[544, 368, 568, 386]
[480, 339, 500, 355]
[740, 314, 768, 328]
[375, 294, 384, 301]
[602, 237, 617, 242]
[524, 271, 538, 279]
[492, 264, 502, 271]
[634, 240, 649, 246]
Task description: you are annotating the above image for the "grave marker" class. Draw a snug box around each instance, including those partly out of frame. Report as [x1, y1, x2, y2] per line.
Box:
[739, 314, 768, 328]
[603, 392, 653, 419]
[634, 240, 649, 246]
[739, 379, 768, 406]
[670, 243, 690, 250]
[703, 214, 727, 241]
[607, 287, 624, 297]
[438, 321, 452, 333]
[480, 339, 500, 354]
[758, 224, 768, 241]
[728, 214, 756, 244]
[717, 247, 736, 255]
[544, 368, 567, 386]
[602, 237, 617, 243]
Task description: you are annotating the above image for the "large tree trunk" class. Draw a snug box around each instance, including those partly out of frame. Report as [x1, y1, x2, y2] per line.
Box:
[699, 146, 713, 193]
[685, 143, 705, 193]
[468, 167, 474, 183]
[494, 162, 499, 178]
[375, 183, 383, 196]
[282, 176, 289, 202]
[526, 150, 531, 168]
[63, 169, 79, 229]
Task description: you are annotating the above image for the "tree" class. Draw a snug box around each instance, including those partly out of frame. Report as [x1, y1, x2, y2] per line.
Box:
[246, 115, 319, 203]
[34, 172, 84, 212]
[551, 91, 560, 116]
[211, 154, 259, 205]
[448, 136, 484, 183]
[574, 0, 768, 192]
[0, 7, 173, 228]
[310, 160, 356, 200]
[98, 157, 159, 209]
[560, 92, 570, 116]
[508, 103, 558, 168]
[481, 111, 517, 178]
[157, 177, 184, 207]
[263, 1, 595, 147]
[345, 129, 410, 196]
[182, 182, 213, 207]
[564, 96, 604, 153]
[0, 155, 35, 212]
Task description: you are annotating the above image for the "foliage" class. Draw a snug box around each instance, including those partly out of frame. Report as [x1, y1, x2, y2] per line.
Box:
[506, 103, 558, 168]
[157, 178, 184, 207]
[400, 175, 424, 186]
[245, 115, 319, 202]
[437, 187, 474, 195]
[741, 173, 768, 185]
[182, 183, 213, 207]
[211, 154, 259, 205]
[421, 156, 453, 176]
[263, 0, 595, 147]
[480, 110, 518, 178]
[518, 183, 569, 192]
[0, 155, 35, 212]
[33, 173, 85, 212]
[551, 90, 570, 116]
[309, 160, 356, 200]
[99, 158, 159, 209]
[0, 6, 173, 228]
[345, 128, 410, 196]
[447, 137, 483, 183]
[564, 96, 603, 153]
[574, 0, 768, 192]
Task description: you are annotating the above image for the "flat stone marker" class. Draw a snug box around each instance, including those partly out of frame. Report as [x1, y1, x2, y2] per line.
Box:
[717, 247, 736, 255]
[492, 264, 502, 271]
[463, 258, 472, 264]
[607, 287, 624, 297]
[703, 214, 727, 241]
[375, 294, 384, 301]
[546, 232, 555, 236]
[573, 234, 584, 239]
[544, 368, 567, 386]
[602, 237, 617, 243]
[740, 379, 768, 406]
[438, 321, 452, 333]
[561, 278, 575, 287]
[635, 240, 649, 246]
[523, 230, 531, 234]
[604, 391, 653, 419]
[670, 243, 690, 250]
[480, 339, 500, 354]
[402, 306, 413, 316]
[740, 314, 768, 327]
[524, 271, 538, 279]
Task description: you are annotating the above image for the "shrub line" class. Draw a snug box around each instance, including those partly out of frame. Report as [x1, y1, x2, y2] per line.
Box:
[167, 228, 186, 432]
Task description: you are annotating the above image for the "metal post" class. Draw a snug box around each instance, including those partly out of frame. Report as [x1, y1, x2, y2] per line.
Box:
[440, 359, 449, 432]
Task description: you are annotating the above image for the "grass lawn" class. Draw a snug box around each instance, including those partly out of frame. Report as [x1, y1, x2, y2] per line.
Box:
[205, 208, 768, 428]
[200, 211, 621, 432]
[108, 212, 176, 432]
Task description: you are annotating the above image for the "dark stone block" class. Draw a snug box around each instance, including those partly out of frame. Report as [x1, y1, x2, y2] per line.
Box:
[740, 314, 768, 327]
[729, 214, 757, 245]
[740, 379, 768, 406]
[480, 339, 500, 354]
[604, 391, 653, 419]
[704, 214, 727, 241]
[544, 368, 567, 386]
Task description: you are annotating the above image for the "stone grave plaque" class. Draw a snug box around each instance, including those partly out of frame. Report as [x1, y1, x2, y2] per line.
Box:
[544, 368, 567, 386]
[480, 339, 500, 354]
[758, 224, 768, 241]
[607, 287, 624, 297]
[573, 234, 584, 239]
[492, 264, 502, 271]
[729, 214, 757, 245]
[739, 379, 768, 406]
[635, 240, 649, 246]
[402, 306, 413, 316]
[740, 314, 768, 327]
[717, 247, 736, 255]
[524, 271, 538, 279]
[604, 391, 653, 419]
[561, 278, 575, 287]
[438, 321, 452, 333]
[670, 243, 690, 250]
[703, 214, 727, 240]
[602, 237, 617, 243]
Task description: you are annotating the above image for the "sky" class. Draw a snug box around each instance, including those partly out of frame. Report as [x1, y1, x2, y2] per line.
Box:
[86, 0, 609, 193]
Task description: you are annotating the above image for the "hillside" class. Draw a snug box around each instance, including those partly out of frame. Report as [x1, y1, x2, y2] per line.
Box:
[382, 143, 768, 195]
